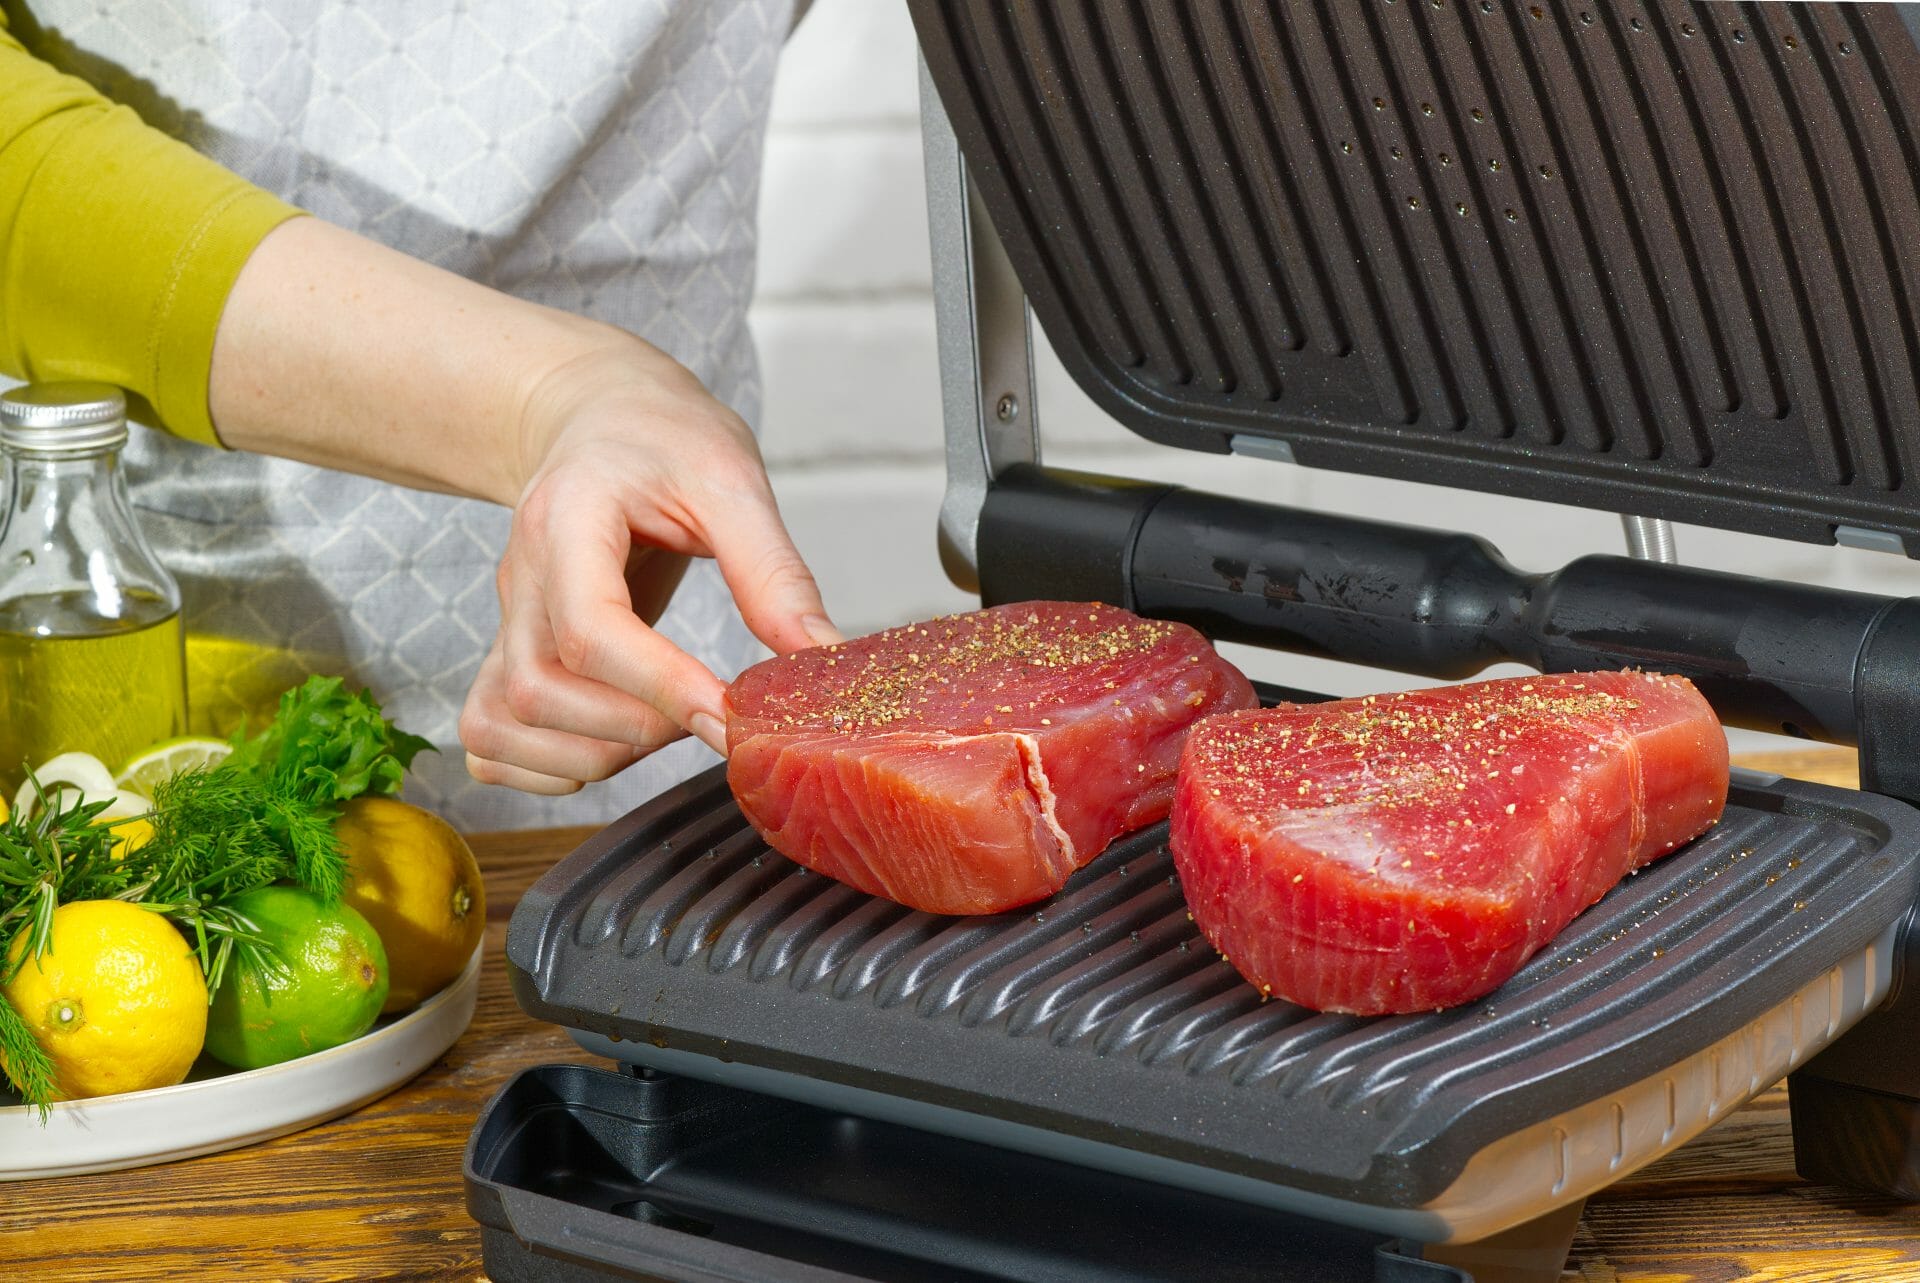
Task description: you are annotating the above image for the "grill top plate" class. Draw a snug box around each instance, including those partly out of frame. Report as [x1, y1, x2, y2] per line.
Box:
[508, 763, 1920, 1212]
[909, 0, 1920, 552]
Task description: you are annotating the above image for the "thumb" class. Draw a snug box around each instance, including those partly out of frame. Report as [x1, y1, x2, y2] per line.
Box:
[705, 496, 841, 655]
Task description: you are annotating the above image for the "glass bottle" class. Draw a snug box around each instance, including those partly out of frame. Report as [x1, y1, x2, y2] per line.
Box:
[0, 383, 186, 789]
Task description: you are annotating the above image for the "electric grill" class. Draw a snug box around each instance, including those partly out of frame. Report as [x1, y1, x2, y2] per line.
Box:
[464, 4, 1920, 1279]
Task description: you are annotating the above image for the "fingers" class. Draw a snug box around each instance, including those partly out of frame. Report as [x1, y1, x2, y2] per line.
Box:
[468, 382, 842, 801]
[702, 482, 841, 656]
[538, 493, 732, 749]
[462, 711, 650, 783]
[464, 754, 585, 796]
[499, 598, 684, 747]
[459, 639, 681, 793]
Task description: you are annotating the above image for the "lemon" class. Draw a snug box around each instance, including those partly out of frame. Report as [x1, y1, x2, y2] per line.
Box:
[202, 886, 388, 1070]
[336, 797, 484, 1013]
[2, 901, 208, 1101]
[97, 815, 155, 861]
[115, 737, 231, 797]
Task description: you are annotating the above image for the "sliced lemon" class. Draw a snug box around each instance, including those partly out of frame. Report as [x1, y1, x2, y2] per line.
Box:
[12, 752, 118, 819]
[115, 737, 232, 799]
[95, 788, 153, 822]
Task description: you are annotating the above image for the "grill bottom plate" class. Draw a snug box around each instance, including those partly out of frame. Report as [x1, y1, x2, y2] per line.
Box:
[507, 763, 1920, 1237]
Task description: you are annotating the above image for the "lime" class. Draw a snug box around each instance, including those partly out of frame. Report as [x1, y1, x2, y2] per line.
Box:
[336, 797, 485, 1013]
[3, 901, 207, 1100]
[202, 886, 389, 1070]
[115, 737, 231, 797]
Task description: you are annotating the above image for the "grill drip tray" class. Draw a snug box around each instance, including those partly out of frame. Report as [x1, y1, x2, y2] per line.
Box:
[465, 1064, 1466, 1283]
[483, 763, 1920, 1280]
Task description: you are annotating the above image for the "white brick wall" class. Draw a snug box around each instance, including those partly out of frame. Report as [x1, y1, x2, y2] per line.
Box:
[755, 0, 1920, 750]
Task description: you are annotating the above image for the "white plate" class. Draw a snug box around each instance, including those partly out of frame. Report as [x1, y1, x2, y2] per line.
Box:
[0, 944, 482, 1180]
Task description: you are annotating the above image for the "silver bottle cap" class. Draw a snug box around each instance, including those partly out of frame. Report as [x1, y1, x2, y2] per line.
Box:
[0, 382, 129, 453]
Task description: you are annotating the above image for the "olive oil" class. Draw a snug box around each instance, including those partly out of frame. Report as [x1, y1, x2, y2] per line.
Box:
[0, 384, 188, 788]
[0, 592, 186, 788]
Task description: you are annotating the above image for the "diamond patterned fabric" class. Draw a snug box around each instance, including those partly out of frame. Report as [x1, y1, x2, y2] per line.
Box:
[10, 0, 792, 827]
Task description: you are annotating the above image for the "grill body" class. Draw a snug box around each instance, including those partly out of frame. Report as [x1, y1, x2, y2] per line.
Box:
[469, 5, 1920, 1279]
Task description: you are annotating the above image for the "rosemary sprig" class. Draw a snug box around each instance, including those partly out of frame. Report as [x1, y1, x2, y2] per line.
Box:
[131, 898, 284, 997]
[0, 784, 131, 982]
[0, 785, 130, 1117]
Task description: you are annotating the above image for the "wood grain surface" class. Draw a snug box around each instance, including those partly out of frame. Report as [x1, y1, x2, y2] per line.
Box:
[0, 749, 1914, 1282]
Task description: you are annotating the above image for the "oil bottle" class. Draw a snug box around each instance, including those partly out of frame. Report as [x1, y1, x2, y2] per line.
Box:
[0, 383, 186, 790]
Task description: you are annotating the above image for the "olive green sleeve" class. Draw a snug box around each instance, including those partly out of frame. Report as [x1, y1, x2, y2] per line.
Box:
[0, 15, 301, 447]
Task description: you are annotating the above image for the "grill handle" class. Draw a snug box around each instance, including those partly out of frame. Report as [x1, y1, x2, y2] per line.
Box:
[978, 464, 1903, 749]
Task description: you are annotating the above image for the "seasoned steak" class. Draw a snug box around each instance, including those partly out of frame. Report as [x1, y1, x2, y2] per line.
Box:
[727, 601, 1256, 915]
[1170, 672, 1729, 1014]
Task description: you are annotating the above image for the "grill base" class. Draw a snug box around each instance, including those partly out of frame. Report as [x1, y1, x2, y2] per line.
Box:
[1792, 1074, 1920, 1200]
[566, 911, 1897, 1245]
[465, 1064, 1476, 1283]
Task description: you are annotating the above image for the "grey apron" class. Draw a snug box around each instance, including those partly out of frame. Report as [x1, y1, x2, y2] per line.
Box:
[9, 0, 790, 828]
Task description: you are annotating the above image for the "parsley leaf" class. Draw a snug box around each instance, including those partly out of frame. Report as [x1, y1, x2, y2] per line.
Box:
[226, 676, 435, 804]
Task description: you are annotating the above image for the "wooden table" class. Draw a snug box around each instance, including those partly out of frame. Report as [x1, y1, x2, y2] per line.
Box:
[2, 749, 1917, 1281]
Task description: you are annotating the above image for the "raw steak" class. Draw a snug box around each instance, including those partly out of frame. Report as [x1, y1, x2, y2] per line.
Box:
[1169, 671, 1728, 1014]
[727, 601, 1255, 915]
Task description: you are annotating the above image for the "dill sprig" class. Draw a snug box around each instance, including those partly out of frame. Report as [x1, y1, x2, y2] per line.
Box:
[134, 767, 327, 991]
[0, 984, 52, 1116]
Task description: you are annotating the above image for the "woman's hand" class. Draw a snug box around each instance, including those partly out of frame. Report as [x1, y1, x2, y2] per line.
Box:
[458, 341, 840, 794]
[210, 217, 836, 794]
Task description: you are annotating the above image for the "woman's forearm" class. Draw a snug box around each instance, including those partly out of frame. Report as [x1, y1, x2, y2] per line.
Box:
[208, 213, 836, 767]
[208, 215, 680, 507]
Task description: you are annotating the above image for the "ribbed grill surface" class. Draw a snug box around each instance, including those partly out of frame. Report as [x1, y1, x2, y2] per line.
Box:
[562, 779, 1842, 1086]
[511, 766, 1920, 1205]
[911, 0, 1920, 547]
